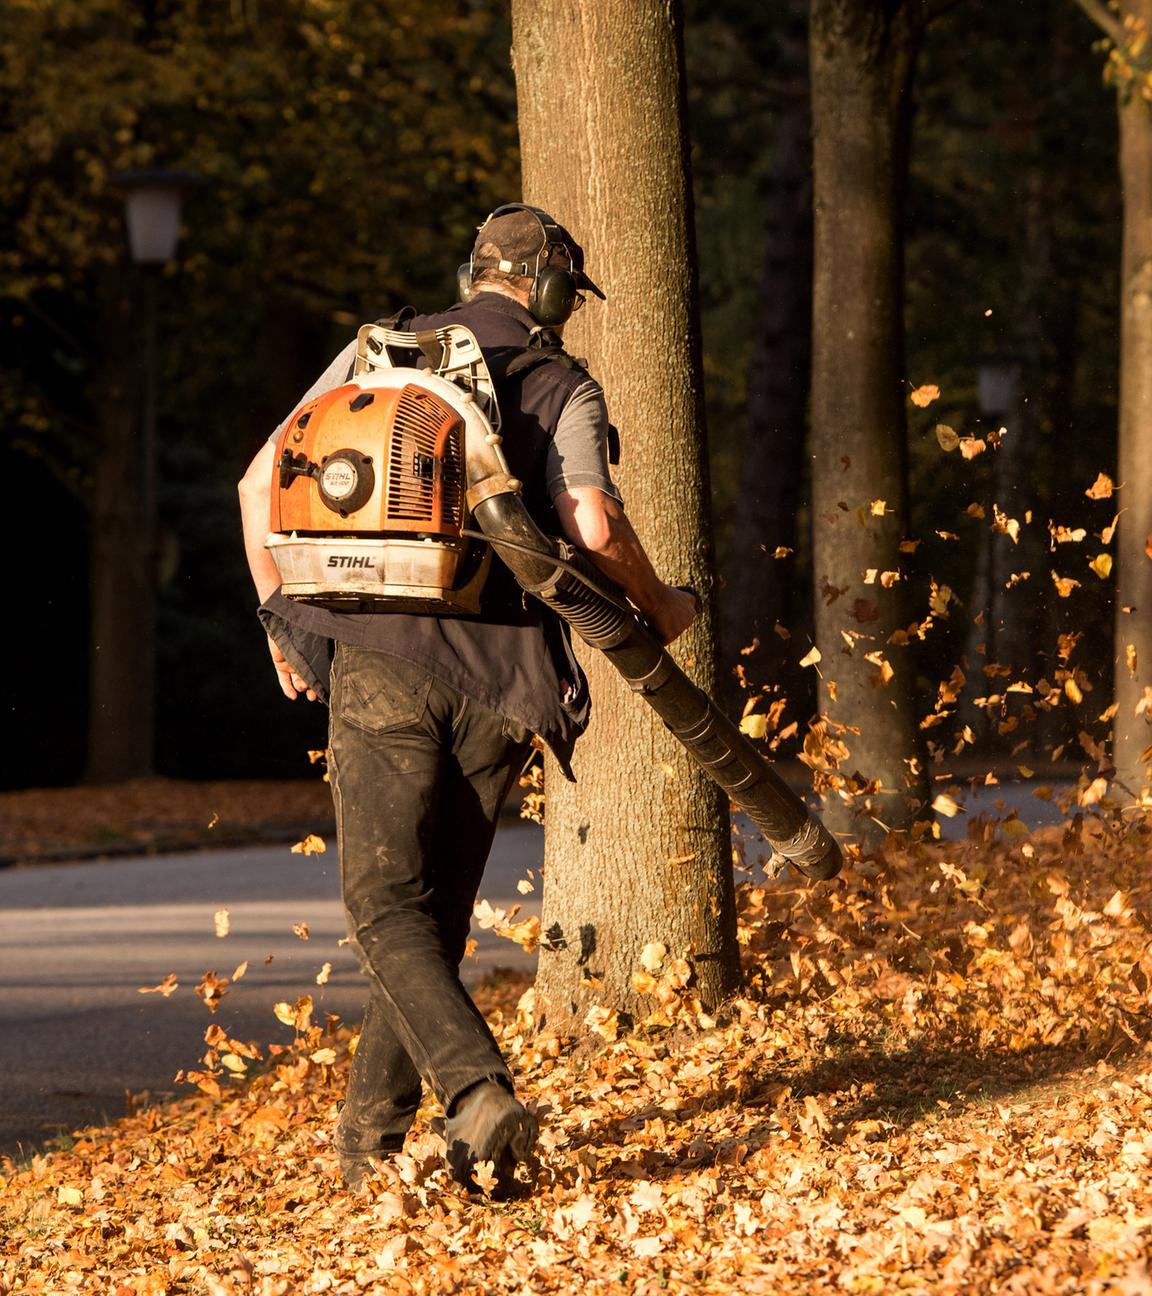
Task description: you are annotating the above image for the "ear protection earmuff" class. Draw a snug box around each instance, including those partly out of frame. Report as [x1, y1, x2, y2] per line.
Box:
[459, 203, 581, 327]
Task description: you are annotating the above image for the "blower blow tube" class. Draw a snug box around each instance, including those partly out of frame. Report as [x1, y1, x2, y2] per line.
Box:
[465, 461, 843, 882]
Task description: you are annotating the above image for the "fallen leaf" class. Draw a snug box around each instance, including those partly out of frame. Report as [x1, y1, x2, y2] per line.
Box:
[214, 908, 230, 939]
[1089, 553, 1113, 579]
[910, 384, 940, 407]
[935, 423, 959, 451]
[1085, 472, 1114, 500]
[799, 646, 822, 668]
[291, 834, 326, 856]
[641, 942, 668, 974]
[138, 974, 178, 997]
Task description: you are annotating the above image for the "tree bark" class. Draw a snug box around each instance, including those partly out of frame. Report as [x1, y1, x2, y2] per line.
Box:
[1112, 0, 1152, 796]
[85, 269, 156, 783]
[808, 0, 929, 836]
[511, 0, 740, 1033]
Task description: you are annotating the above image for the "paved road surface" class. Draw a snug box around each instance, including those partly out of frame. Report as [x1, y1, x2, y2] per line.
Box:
[0, 825, 544, 1159]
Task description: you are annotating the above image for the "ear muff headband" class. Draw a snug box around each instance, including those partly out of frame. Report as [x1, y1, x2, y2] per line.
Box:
[465, 203, 581, 327]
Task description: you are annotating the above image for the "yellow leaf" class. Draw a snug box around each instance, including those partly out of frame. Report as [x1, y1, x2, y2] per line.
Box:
[1089, 552, 1113, 579]
[1080, 776, 1108, 806]
[910, 383, 940, 407]
[220, 1053, 248, 1074]
[640, 941, 668, 973]
[310, 1047, 337, 1065]
[57, 1186, 83, 1208]
[516, 878, 534, 894]
[869, 499, 887, 516]
[772, 546, 793, 558]
[1127, 643, 1138, 677]
[316, 961, 332, 985]
[214, 908, 230, 939]
[959, 437, 986, 459]
[799, 646, 822, 668]
[1065, 677, 1084, 704]
[291, 834, 326, 856]
[933, 793, 964, 818]
[232, 961, 248, 982]
[739, 713, 768, 739]
[1085, 472, 1114, 500]
[1051, 572, 1080, 598]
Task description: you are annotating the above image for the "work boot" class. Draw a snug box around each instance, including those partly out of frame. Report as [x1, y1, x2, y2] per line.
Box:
[443, 1081, 537, 1199]
[334, 1132, 406, 1191]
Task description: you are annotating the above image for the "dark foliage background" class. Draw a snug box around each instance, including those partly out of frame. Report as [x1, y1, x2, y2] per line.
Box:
[0, 0, 1122, 786]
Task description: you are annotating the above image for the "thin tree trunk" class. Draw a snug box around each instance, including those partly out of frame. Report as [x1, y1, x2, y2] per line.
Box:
[85, 270, 156, 783]
[512, 0, 740, 1033]
[1112, 0, 1152, 795]
[808, 0, 929, 836]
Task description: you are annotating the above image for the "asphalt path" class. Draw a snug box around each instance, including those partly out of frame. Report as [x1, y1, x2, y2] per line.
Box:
[0, 781, 1069, 1160]
[0, 824, 544, 1160]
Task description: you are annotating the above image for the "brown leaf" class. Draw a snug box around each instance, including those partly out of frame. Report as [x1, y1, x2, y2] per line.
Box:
[1085, 472, 1114, 500]
[138, 973, 178, 997]
[910, 383, 941, 407]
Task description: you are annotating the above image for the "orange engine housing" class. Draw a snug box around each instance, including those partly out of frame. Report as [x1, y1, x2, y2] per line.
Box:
[271, 380, 466, 537]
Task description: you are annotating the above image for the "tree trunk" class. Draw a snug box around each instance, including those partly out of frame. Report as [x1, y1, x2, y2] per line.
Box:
[511, 0, 740, 1034]
[808, 0, 929, 836]
[721, 0, 813, 686]
[1112, 0, 1152, 796]
[85, 270, 156, 783]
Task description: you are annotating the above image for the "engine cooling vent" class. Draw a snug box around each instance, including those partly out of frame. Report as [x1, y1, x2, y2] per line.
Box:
[387, 384, 465, 529]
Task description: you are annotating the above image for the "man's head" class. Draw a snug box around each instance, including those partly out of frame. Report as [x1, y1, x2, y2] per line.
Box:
[460, 204, 605, 327]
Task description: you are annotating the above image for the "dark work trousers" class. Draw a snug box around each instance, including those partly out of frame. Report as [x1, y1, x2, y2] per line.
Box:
[327, 644, 532, 1163]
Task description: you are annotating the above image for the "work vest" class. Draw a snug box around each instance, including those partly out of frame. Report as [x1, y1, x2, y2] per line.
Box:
[258, 294, 594, 777]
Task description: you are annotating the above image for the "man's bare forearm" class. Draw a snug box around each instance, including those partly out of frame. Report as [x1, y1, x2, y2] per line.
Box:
[238, 440, 282, 604]
[553, 486, 697, 644]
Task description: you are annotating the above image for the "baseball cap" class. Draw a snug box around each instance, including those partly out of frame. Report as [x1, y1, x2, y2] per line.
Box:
[472, 206, 606, 300]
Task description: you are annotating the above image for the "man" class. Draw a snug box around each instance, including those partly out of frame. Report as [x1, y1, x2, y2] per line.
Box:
[238, 205, 696, 1196]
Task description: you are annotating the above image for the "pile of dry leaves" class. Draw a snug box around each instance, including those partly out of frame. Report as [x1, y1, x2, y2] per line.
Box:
[4, 804, 1152, 1294]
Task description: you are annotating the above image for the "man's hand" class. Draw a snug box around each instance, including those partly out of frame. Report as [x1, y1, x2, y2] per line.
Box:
[648, 585, 699, 646]
[268, 635, 317, 701]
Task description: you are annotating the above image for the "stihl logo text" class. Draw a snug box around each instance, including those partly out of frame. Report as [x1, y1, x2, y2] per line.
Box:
[326, 555, 374, 569]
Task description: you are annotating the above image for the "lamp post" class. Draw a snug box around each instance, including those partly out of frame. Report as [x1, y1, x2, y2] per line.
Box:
[114, 171, 197, 594]
[85, 170, 196, 783]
